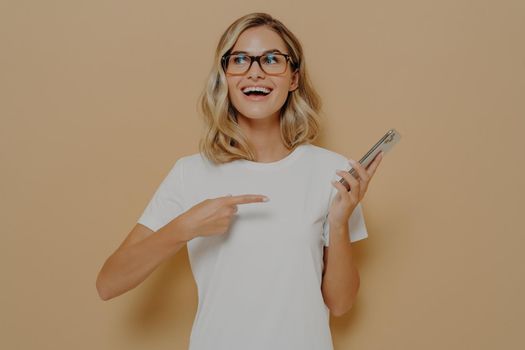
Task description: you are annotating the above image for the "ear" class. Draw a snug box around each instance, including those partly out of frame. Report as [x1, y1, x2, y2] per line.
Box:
[289, 69, 299, 92]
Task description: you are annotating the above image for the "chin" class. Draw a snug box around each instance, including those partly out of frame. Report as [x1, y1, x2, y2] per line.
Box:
[237, 107, 280, 120]
[232, 97, 286, 121]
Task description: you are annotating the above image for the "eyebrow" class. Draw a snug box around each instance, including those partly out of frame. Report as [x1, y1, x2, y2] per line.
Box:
[230, 49, 285, 55]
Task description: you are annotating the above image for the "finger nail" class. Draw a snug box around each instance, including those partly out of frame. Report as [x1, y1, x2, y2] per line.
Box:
[262, 196, 270, 202]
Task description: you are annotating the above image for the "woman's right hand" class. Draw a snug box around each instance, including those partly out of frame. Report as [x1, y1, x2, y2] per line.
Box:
[177, 194, 269, 240]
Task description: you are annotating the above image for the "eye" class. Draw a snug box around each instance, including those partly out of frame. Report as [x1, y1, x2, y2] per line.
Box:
[232, 55, 248, 64]
[263, 54, 279, 64]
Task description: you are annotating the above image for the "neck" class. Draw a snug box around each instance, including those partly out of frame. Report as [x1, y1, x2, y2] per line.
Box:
[237, 112, 291, 163]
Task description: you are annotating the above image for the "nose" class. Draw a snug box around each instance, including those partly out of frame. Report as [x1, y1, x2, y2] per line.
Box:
[246, 58, 265, 78]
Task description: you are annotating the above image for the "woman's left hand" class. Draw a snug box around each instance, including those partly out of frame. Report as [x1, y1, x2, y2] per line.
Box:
[327, 152, 383, 230]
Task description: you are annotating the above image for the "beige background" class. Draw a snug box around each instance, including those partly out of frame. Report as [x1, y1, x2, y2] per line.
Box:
[1, 0, 524, 349]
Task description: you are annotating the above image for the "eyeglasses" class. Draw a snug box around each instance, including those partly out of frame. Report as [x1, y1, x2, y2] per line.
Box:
[221, 52, 295, 75]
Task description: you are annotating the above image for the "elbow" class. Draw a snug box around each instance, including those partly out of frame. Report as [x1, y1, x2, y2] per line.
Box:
[96, 282, 114, 301]
[97, 287, 110, 301]
[323, 269, 361, 317]
[330, 303, 354, 317]
[329, 283, 360, 317]
[95, 272, 113, 301]
[96, 279, 109, 301]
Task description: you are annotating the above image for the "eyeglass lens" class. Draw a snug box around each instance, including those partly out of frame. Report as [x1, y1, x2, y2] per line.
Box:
[225, 54, 288, 74]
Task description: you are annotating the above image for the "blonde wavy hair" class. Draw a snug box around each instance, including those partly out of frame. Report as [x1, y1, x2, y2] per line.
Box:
[198, 12, 322, 165]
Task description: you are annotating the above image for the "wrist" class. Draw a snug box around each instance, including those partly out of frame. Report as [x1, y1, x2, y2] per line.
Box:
[168, 214, 195, 243]
[329, 222, 349, 235]
[329, 224, 352, 246]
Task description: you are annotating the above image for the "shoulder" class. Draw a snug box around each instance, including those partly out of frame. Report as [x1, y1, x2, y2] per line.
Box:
[174, 151, 220, 172]
[304, 144, 349, 168]
[177, 152, 200, 166]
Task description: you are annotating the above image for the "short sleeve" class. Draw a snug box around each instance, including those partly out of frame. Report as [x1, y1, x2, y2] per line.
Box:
[321, 158, 369, 246]
[137, 157, 186, 232]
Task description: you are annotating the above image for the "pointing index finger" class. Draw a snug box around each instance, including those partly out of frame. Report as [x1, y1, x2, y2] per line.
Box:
[226, 194, 269, 205]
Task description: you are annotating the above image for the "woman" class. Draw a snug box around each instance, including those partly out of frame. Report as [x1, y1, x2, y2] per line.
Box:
[96, 12, 382, 350]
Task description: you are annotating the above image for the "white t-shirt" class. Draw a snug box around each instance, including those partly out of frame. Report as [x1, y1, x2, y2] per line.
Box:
[137, 143, 368, 350]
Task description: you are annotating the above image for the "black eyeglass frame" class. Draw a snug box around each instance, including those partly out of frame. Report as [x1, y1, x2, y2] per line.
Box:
[221, 53, 298, 75]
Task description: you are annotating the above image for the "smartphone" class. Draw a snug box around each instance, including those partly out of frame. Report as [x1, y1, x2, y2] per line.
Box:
[339, 128, 401, 191]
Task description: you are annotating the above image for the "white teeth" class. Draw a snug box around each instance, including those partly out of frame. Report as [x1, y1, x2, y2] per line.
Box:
[242, 86, 272, 94]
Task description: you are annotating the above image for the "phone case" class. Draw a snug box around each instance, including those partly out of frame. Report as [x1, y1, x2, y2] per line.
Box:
[340, 128, 401, 191]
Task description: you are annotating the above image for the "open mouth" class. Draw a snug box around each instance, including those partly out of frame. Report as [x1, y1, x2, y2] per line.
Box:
[242, 86, 273, 98]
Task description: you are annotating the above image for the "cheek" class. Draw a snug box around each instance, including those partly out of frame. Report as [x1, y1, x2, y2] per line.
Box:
[226, 80, 236, 95]
[272, 84, 291, 106]
[226, 80, 241, 103]
[274, 88, 289, 102]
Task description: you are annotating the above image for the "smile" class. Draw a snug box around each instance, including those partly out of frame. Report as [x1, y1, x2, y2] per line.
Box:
[242, 86, 272, 94]
[241, 86, 273, 101]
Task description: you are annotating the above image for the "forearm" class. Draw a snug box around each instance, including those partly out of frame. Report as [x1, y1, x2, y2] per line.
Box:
[96, 218, 189, 300]
[321, 224, 360, 316]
